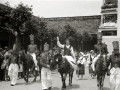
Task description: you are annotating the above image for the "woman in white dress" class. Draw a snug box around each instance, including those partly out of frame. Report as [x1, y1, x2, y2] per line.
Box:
[76, 52, 86, 80]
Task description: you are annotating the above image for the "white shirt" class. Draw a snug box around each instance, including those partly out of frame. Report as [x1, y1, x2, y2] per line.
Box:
[57, 40, 74, 57]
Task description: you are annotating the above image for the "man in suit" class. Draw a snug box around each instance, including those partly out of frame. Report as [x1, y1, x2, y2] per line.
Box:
[91, 32, 108, 72]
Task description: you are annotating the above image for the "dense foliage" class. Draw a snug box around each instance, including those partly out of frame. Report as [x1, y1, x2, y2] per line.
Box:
[0, 3, 96, 51]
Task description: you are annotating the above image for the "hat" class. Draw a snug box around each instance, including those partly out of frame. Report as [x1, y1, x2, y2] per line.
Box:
[97, 32, 102, 40]
[90, 50, 94, 53]
[29, 34, 34, 41]
[4, 46, 8, 50]
[112, 41, 119, 50]
[79, 52, 84, 56]
[43, 42, 49, 52]
[112, 41, 119, 54]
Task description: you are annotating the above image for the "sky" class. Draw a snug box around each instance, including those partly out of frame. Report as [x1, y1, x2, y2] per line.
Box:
[0, 0, 103, 18]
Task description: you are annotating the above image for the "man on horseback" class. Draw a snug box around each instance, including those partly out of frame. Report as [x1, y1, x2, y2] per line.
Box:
[57, 37, 76, 70]
[40, 42, 52, 90]
[27, 34, 38, 70]
[108, 41, 120, 90]
[91, 32, 108, 73]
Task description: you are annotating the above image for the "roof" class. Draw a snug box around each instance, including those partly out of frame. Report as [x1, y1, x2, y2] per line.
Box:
[45, 15, 101, 34]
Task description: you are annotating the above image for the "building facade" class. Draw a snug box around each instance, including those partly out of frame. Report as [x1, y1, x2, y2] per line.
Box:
[98, 0, 120, 54]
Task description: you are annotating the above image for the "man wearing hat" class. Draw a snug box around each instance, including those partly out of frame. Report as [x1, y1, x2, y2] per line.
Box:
[57, 37, 76, 70]
[27, 34, 38, 70]
[91, 32, 108, 73]
[107, 41, 120, 90]
[40, 42, 52, 90]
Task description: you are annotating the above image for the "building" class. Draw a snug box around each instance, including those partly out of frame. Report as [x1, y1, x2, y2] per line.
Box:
[98, 0, 120, 54]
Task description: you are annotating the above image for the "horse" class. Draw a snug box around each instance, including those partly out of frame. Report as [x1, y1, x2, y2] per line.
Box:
[95, 54, 109, 90]
[51, 49, 74, 89]
[18, 50, 41, 84]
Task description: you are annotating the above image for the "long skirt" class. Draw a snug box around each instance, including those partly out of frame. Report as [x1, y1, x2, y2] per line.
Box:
[76, 64, 85, 75]
[110, 67, 120, 90]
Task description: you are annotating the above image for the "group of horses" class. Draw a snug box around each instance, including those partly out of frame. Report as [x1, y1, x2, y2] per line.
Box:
[17, 49, 110, 90]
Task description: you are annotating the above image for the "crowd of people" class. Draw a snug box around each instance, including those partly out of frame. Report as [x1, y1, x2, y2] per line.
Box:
[0, 46, 23, 82]
[0, 31, 120, 90]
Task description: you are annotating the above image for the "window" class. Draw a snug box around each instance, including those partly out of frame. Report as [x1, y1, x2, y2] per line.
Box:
[102, 30, 117, 36]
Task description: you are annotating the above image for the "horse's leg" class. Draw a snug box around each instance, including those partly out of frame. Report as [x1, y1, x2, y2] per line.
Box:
[33, 68, 37, 82]
[60, 73, 66, 89]
[69, 72, 73, 86]
[39, 66, 41, 81]
[63, 73, 67, 88]
[26, 69, 29, 84]
[100, 73, 106, 90]
[97, 75, 100, 90]
[60, 73, 64, 89]
[22, 67, 27, 83]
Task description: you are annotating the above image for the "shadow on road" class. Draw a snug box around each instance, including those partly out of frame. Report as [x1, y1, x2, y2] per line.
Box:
[103, 87, 110, 90]
[16, 83, 25, 85]
[52, 87, 60, 90]
[66, 84, 80, 90]
[16, 80, 41, 86]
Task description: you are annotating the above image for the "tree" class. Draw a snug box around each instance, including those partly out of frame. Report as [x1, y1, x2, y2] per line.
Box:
[82, 30, 93, 42]
[0, 3, 12, 32]
[34, 20, 48, 51]
[47, 28, 57, 49]
[73, 31, 83, 52]
[10, 3, 33, 34]
[0, 2, 33, 50]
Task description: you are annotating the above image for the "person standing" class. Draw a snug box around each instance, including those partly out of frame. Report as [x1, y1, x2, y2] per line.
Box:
[88, 50, 96, 79]
[27, 34, 38, 70]
[76, 52, 86, 80]
[8, 31, 19, 86]
[91, 32, 108, 73]
[40, 42, 52, 90]
[108, 41, 120, 90]
[8, 51, 19, 86]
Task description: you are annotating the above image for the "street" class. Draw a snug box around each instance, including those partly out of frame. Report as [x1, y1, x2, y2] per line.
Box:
[0, 67, 111, 90]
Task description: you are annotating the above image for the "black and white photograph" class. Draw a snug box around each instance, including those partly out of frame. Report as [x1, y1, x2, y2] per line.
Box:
[0, 0, 120, 90]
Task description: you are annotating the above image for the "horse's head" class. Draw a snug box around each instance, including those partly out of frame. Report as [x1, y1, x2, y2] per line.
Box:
[18, 50, 26, 63]
[52, 54, 62, 66]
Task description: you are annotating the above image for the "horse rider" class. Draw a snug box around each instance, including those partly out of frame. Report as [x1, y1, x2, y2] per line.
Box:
[108, 41, 120, 90]
[27, 34, 38, 70]
[40, 42, 52, 90]
[57, 36, 77, 70]
[91, 32, 108, 73]
[8, 31, 19, 86]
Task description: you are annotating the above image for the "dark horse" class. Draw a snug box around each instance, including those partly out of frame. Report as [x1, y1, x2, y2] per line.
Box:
[95, 54, 109, 90]
[52, 50, 74, 89]
[19, 50, 41, 84]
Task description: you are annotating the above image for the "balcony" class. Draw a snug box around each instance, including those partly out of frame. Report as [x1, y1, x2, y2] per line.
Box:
[101, 3, 118, 9]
